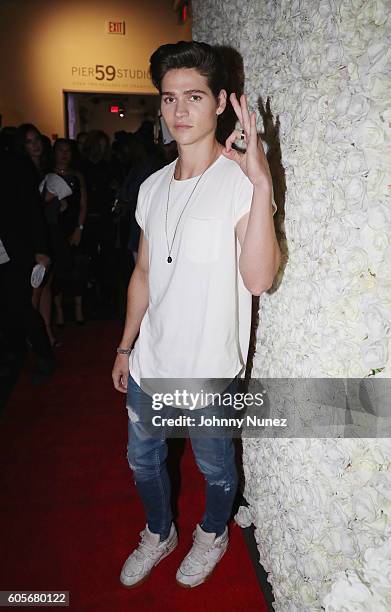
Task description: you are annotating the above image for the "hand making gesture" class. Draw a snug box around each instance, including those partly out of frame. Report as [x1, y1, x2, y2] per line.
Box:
[222, 93, 272, 189]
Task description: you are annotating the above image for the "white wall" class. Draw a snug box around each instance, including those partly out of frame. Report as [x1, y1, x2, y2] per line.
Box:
[193, 0, 391, 609]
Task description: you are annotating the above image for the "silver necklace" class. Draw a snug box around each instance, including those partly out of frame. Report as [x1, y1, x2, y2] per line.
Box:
[165, 154, 219, 263]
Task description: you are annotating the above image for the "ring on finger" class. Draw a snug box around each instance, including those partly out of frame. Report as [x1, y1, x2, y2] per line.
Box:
[240, 129, 245, 140]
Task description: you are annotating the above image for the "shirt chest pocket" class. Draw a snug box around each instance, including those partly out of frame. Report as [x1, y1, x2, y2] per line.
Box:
[183, 216, 223, 264]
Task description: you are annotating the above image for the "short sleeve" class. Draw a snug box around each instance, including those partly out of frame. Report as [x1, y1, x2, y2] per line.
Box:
[234, 173, 253, 225]
[234, 174, 277, 225]
[135, 182, 147, 233]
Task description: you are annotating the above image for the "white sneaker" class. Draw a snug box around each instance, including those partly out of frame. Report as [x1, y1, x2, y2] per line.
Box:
[176, 523, 229, 588]
[120, 522, 178, 588]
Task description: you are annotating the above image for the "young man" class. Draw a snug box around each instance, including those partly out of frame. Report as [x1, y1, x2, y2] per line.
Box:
[112, 41, 280, 588]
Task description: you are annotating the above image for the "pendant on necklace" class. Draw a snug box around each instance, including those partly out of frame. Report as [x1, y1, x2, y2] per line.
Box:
[167, 256, 172, 263]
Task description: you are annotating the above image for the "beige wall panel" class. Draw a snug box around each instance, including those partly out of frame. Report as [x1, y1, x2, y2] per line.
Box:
[0, 0, 191, 136]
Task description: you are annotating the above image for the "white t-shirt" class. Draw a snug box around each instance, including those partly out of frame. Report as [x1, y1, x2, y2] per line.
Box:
[129, 153, 276, 386]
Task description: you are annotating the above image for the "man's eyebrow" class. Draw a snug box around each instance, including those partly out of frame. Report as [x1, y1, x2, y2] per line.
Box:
[161, 89, 208, 95]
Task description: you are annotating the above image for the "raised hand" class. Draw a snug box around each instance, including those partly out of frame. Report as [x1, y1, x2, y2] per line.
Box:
[222, 93, 272, 188]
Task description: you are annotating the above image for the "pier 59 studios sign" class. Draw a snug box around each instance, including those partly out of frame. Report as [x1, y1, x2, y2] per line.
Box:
[70, 64, 152, 91]
[69, 21, 154, 91]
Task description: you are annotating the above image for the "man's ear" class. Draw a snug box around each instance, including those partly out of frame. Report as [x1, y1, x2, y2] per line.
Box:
[216, 89, 227, 115]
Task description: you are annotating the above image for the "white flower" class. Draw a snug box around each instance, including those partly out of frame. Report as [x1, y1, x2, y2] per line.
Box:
[320, 41, 345, 73]
[345, 176, 367, 209]
[368, 73, 391, 102]
[342, 210, 369, 229]
[297, 549, 330, 581]
[234, 505, 252, 528]
[367, 40, 391, 73]
[325, 122, 352, 148]
[347, 61, 360, 81]
[363, 540, 391, 598]
[339, 247, 369, 276]
[367, 201, 391, 230]
[296, 578, 320, 606]
[376, 247, 391, 279]
[360, 227, 390, 266]
[355, 119, 386, 148]
[323, 570, 386, 611]
[363, 303, 391, 341]
[318, 0, 333, 18]
[345, 149, 368, 175]
[346, 94, 371, 123]
[321, 527, 357, 557]
[195, 1, 391, 608]
[361, 338, 389, 369]
[322, 272, 346, 296]
[329, 498, 350, 528]
[372, 471, 391, 501]
[352, 486, 379, 522]
[366, 168, 390, 199]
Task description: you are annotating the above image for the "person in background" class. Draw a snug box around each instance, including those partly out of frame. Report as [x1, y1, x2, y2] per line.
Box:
[111, 130, 133, 187]
[110, 135, 147, 315]
[80, 130, 117, 313]
[76, 131, 88, 157]
[116, 136, 175, 265]
[14, 123, 51, 179]
[45, 138, 88, 326]
[68, 138, 83, 172]
[112, 135, 176, 317]
[14, 124, 57, 345]
[134, 119, 156, 156]
[0, 147, 55, 385]
[0, 127, 17, 154]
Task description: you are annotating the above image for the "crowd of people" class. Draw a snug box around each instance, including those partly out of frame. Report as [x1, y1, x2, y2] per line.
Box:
[0, 120, 177, 385]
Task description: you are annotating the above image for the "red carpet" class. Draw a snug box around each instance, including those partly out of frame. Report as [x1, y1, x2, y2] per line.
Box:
[0, 321, 268, 611]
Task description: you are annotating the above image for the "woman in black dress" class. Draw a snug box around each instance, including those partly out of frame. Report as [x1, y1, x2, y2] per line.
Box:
[14, 124, 58, 345]
[45, 139, 88, 325]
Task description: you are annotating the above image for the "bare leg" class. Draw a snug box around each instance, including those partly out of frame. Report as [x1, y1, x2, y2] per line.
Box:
[31, 287, 42, 310]
[39, 273, 56, 344]
[54, 292, 64, 326]
[74, 295, 84, 323]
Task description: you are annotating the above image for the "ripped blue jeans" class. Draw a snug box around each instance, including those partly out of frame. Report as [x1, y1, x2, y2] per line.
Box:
[126, 374, 239, 541]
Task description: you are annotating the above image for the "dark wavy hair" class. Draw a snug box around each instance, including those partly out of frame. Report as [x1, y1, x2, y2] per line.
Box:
[14, 123, 41, 155]
[149, 40, 228, 99]
[52, 137, 74, 168]
[14, 123, 52, 175]
[82, 129, 110, 163]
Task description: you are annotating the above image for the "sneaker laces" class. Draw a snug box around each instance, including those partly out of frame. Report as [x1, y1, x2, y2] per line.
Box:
[187, 536, 213, 565]
[132, 530, 162, 565]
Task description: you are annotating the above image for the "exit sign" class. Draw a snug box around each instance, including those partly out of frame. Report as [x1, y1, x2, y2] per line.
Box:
[107, 20, 125, 35]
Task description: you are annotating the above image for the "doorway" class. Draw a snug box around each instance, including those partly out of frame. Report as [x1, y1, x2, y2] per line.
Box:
[64, 91, 160, 141]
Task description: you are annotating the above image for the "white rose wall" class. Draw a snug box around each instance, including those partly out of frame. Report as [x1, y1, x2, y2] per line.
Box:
[192, 1, 391, 610]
